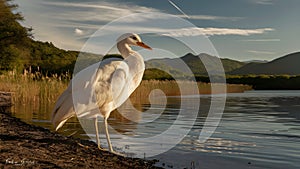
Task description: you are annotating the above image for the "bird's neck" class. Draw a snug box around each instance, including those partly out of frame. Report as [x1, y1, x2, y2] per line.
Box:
[117, 41, 145, 72]
[117, 41, 133, 58]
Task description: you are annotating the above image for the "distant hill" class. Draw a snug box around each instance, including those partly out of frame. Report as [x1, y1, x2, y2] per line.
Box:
[146, 53, 245, 77]
[230, 52, 300, 75]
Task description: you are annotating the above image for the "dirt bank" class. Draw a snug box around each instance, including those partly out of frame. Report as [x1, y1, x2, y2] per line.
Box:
[0, 111, 160, 169]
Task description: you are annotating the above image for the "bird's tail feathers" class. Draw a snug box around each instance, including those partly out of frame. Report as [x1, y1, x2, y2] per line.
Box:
[51, 86, 75, 131]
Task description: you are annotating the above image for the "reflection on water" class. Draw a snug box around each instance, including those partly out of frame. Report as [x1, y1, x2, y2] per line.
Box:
[10, 90, 300, 169]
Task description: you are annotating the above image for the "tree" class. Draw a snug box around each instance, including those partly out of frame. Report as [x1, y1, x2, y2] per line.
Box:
[0, 0, 32, 71]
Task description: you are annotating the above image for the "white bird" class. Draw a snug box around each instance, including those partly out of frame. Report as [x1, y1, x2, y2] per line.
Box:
[51, 33, 152, 154]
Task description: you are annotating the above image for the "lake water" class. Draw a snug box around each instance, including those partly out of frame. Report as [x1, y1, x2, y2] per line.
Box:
[10, 90, 300, 169]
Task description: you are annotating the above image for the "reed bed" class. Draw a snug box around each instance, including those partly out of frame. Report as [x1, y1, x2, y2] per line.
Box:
[0, 71, 252, 113]
[0, 71, 68, 121]
[130, 80, 252, 103]
[0, 71, 68, 104]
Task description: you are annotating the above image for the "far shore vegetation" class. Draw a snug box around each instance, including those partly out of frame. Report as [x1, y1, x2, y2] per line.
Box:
[196, 75, 300, 90]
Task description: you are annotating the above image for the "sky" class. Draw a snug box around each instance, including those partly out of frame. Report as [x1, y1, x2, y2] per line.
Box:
[14, 0, 300, 61]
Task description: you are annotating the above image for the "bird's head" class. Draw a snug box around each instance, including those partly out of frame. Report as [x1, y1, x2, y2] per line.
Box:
[117, 33, 152, 50]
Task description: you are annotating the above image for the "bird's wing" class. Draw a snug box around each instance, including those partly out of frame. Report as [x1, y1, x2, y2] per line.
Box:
[94, 59, 129, 110]
[51, 58, 126, 128]
[51, 82, 75, 130]
[110, 61, 130, 107]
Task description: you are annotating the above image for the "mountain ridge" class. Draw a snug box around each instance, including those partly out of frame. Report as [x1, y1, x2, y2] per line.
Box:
[146, 53, 246, 76]
[230, 52, 300, 75]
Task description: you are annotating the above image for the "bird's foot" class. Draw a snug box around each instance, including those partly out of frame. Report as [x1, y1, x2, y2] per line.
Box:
[111, 150, 126, 157]
[95, 145, 125, 156]
[97, 146, 107, 151]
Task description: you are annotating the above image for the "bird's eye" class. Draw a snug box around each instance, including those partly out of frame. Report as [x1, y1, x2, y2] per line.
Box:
[131, 36, 137, 40]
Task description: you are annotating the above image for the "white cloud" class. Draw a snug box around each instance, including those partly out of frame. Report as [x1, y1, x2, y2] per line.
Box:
[23, 1, 161, 50]
[247, 50, 275, 55]
[177, 14, 244, 21]
[252, 0, 273, 5]
[74, 28, 84, 35]
[43, 1, 243, 26]
[163, 27, 274, 37]
[42, 1, 160, 23]
[241, 39, 280, 42]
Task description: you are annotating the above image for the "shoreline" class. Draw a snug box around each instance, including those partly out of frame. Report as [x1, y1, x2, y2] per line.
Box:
[0, 111, 160, 168]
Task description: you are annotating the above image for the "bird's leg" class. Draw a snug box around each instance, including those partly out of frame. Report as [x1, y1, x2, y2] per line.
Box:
[94, 117, 101, 150]
[104, 116, 113, 152]
[104, 116, 125, 156]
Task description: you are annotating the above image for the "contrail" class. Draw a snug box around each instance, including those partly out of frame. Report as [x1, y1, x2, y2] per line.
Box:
[168, 0, 190, 19]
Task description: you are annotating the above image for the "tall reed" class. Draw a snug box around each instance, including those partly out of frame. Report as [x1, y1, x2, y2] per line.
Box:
[0, 70, 69, 104]
[0, 71, 252, 113]
[130, 80, 252, 104]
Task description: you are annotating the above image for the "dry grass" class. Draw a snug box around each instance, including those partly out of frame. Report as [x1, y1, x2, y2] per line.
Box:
[0, 71, 68, 104]
[0, 71, 252, 112]
[130, 80, 252, 103]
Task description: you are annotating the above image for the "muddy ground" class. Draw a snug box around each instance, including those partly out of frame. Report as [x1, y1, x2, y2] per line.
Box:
[0, 111, 161, 169]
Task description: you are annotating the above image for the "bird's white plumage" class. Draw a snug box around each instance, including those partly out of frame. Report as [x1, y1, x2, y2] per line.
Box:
[51, 33, 151, 154]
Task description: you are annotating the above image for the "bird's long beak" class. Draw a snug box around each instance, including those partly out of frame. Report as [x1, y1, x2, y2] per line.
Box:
[136, 42, 152, 50]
